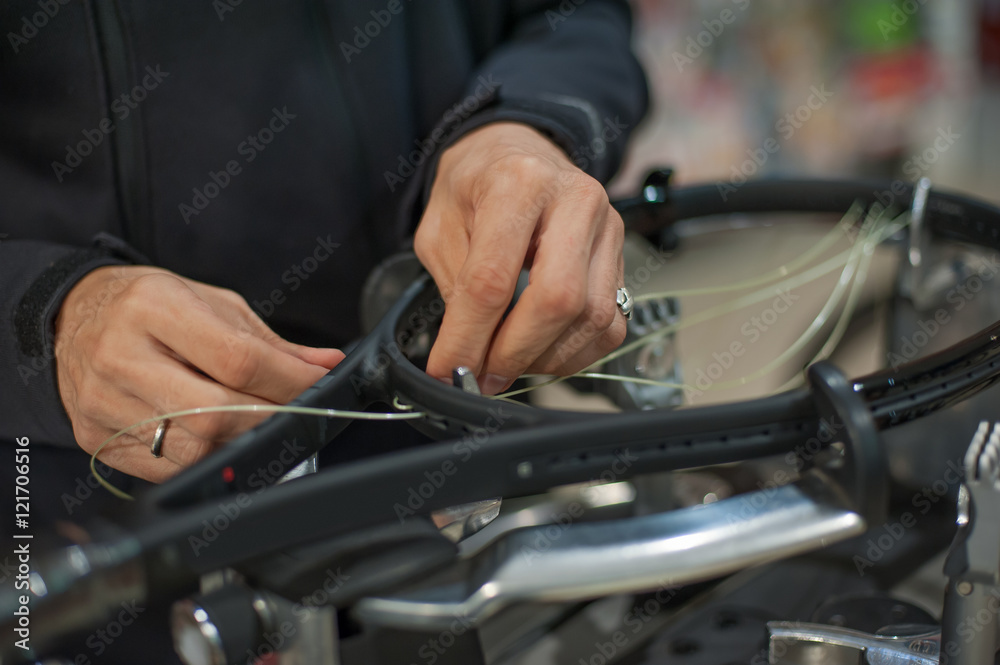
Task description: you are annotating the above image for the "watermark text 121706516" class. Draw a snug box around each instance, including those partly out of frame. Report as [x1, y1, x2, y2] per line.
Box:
[13, 436, 31, 651]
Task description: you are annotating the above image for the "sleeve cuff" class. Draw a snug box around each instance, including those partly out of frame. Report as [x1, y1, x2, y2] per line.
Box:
[397, 85, 609, 238]
[9, 233, 146, 446]
[14, 250, 127, 359]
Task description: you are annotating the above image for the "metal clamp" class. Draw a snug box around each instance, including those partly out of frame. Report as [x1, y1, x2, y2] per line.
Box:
[452, 366, 480, 396]
[940, 421, 1000, 665]
[768, 622, 940, 665]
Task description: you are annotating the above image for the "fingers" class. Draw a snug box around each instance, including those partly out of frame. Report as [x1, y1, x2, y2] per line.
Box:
[188, 281, 346, 371]
[106, 412, 203, 480]
[131, 274, 333, 403]
[424, 175, 628, 393]
[418, 121, 633, 394]
[423, 179, 538, 384]
[477, 179, 611, 388]
[121, 358, 275, 447]
[512, 209, 628, 376]
[90, 428, 185, 485]
[73, 359, 268, 477]
[78, 353, 299, 482]
[69, 394, 188, 484]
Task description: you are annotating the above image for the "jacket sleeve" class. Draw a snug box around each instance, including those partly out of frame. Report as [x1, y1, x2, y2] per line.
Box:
[0, 237, 129, 447]
[403, 0, 649, 229]
[466, 0, 649, 182]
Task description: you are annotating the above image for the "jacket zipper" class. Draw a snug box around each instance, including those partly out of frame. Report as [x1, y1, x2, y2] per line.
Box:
[89, 0, 153, 262]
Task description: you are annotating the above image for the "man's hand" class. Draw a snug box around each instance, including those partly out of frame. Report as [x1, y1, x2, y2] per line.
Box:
[54, 265, 344, 482]
[416, 122, 627, 394]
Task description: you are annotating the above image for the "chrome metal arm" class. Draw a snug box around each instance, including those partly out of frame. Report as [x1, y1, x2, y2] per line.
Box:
[353, 476, 867, 631]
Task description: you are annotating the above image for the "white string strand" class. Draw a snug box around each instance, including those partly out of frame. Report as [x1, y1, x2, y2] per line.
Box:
[91, 404, 425, 500]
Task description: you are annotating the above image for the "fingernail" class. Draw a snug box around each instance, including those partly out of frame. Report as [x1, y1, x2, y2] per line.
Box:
[480, 374, 509, 395]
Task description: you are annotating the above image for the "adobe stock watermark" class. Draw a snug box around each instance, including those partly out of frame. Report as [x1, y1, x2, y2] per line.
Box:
[348, 282, 444, 392]
[943, 588, 1000, 658]
[243, 567, 350, 664]
[871, 126, 962, 213]
[853, 455, 964, 575]
[391, 406, 513, 522]
[60, 461, 116, 516]
[0, 555, 16, 586]
[73, 600, 145, 662]
[546, 0, 586, 30]
[18, 266, 134, 387]
[179, 106, 296, 223]
[513, 113, 628, 233]
[384, 74, 500, 192]
[887, 254, 1000, 370]
[51, 65, 170, 183]
[347, 288, 454, 396]
[187, 438, 307, 556]
[518, 450, 636, 566]
[339, 0, 412, 62]
[717, 84, 833, 201]
[672, 0, 751, 72]
[251, 235, 342, 319]
[6, 0, 70, 54]
[554, 237, 667, 366]
[418, 553, 673, 665]
[716, 416, 844, 533]
[877, 0, 928, 40]
[568, 116, 628, 173]
[900, 126, 962, 182]
[213, 0, 243, 21]
[624, 245, 674, 294]
[684, 286, 799, 398]
[578, 580, 680, 665]
[712, 415, 845, 538]
[784, 415, 845, 472]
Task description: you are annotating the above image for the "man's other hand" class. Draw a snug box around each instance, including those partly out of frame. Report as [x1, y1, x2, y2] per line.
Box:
[54, 266, 344, 481]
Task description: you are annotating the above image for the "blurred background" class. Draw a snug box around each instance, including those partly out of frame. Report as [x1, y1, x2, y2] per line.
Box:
[610, 0, 1000, 204]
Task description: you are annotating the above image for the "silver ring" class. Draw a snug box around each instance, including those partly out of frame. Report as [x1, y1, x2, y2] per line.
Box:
[616, 287, 634, 321]
[151, 419, 170, 458]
